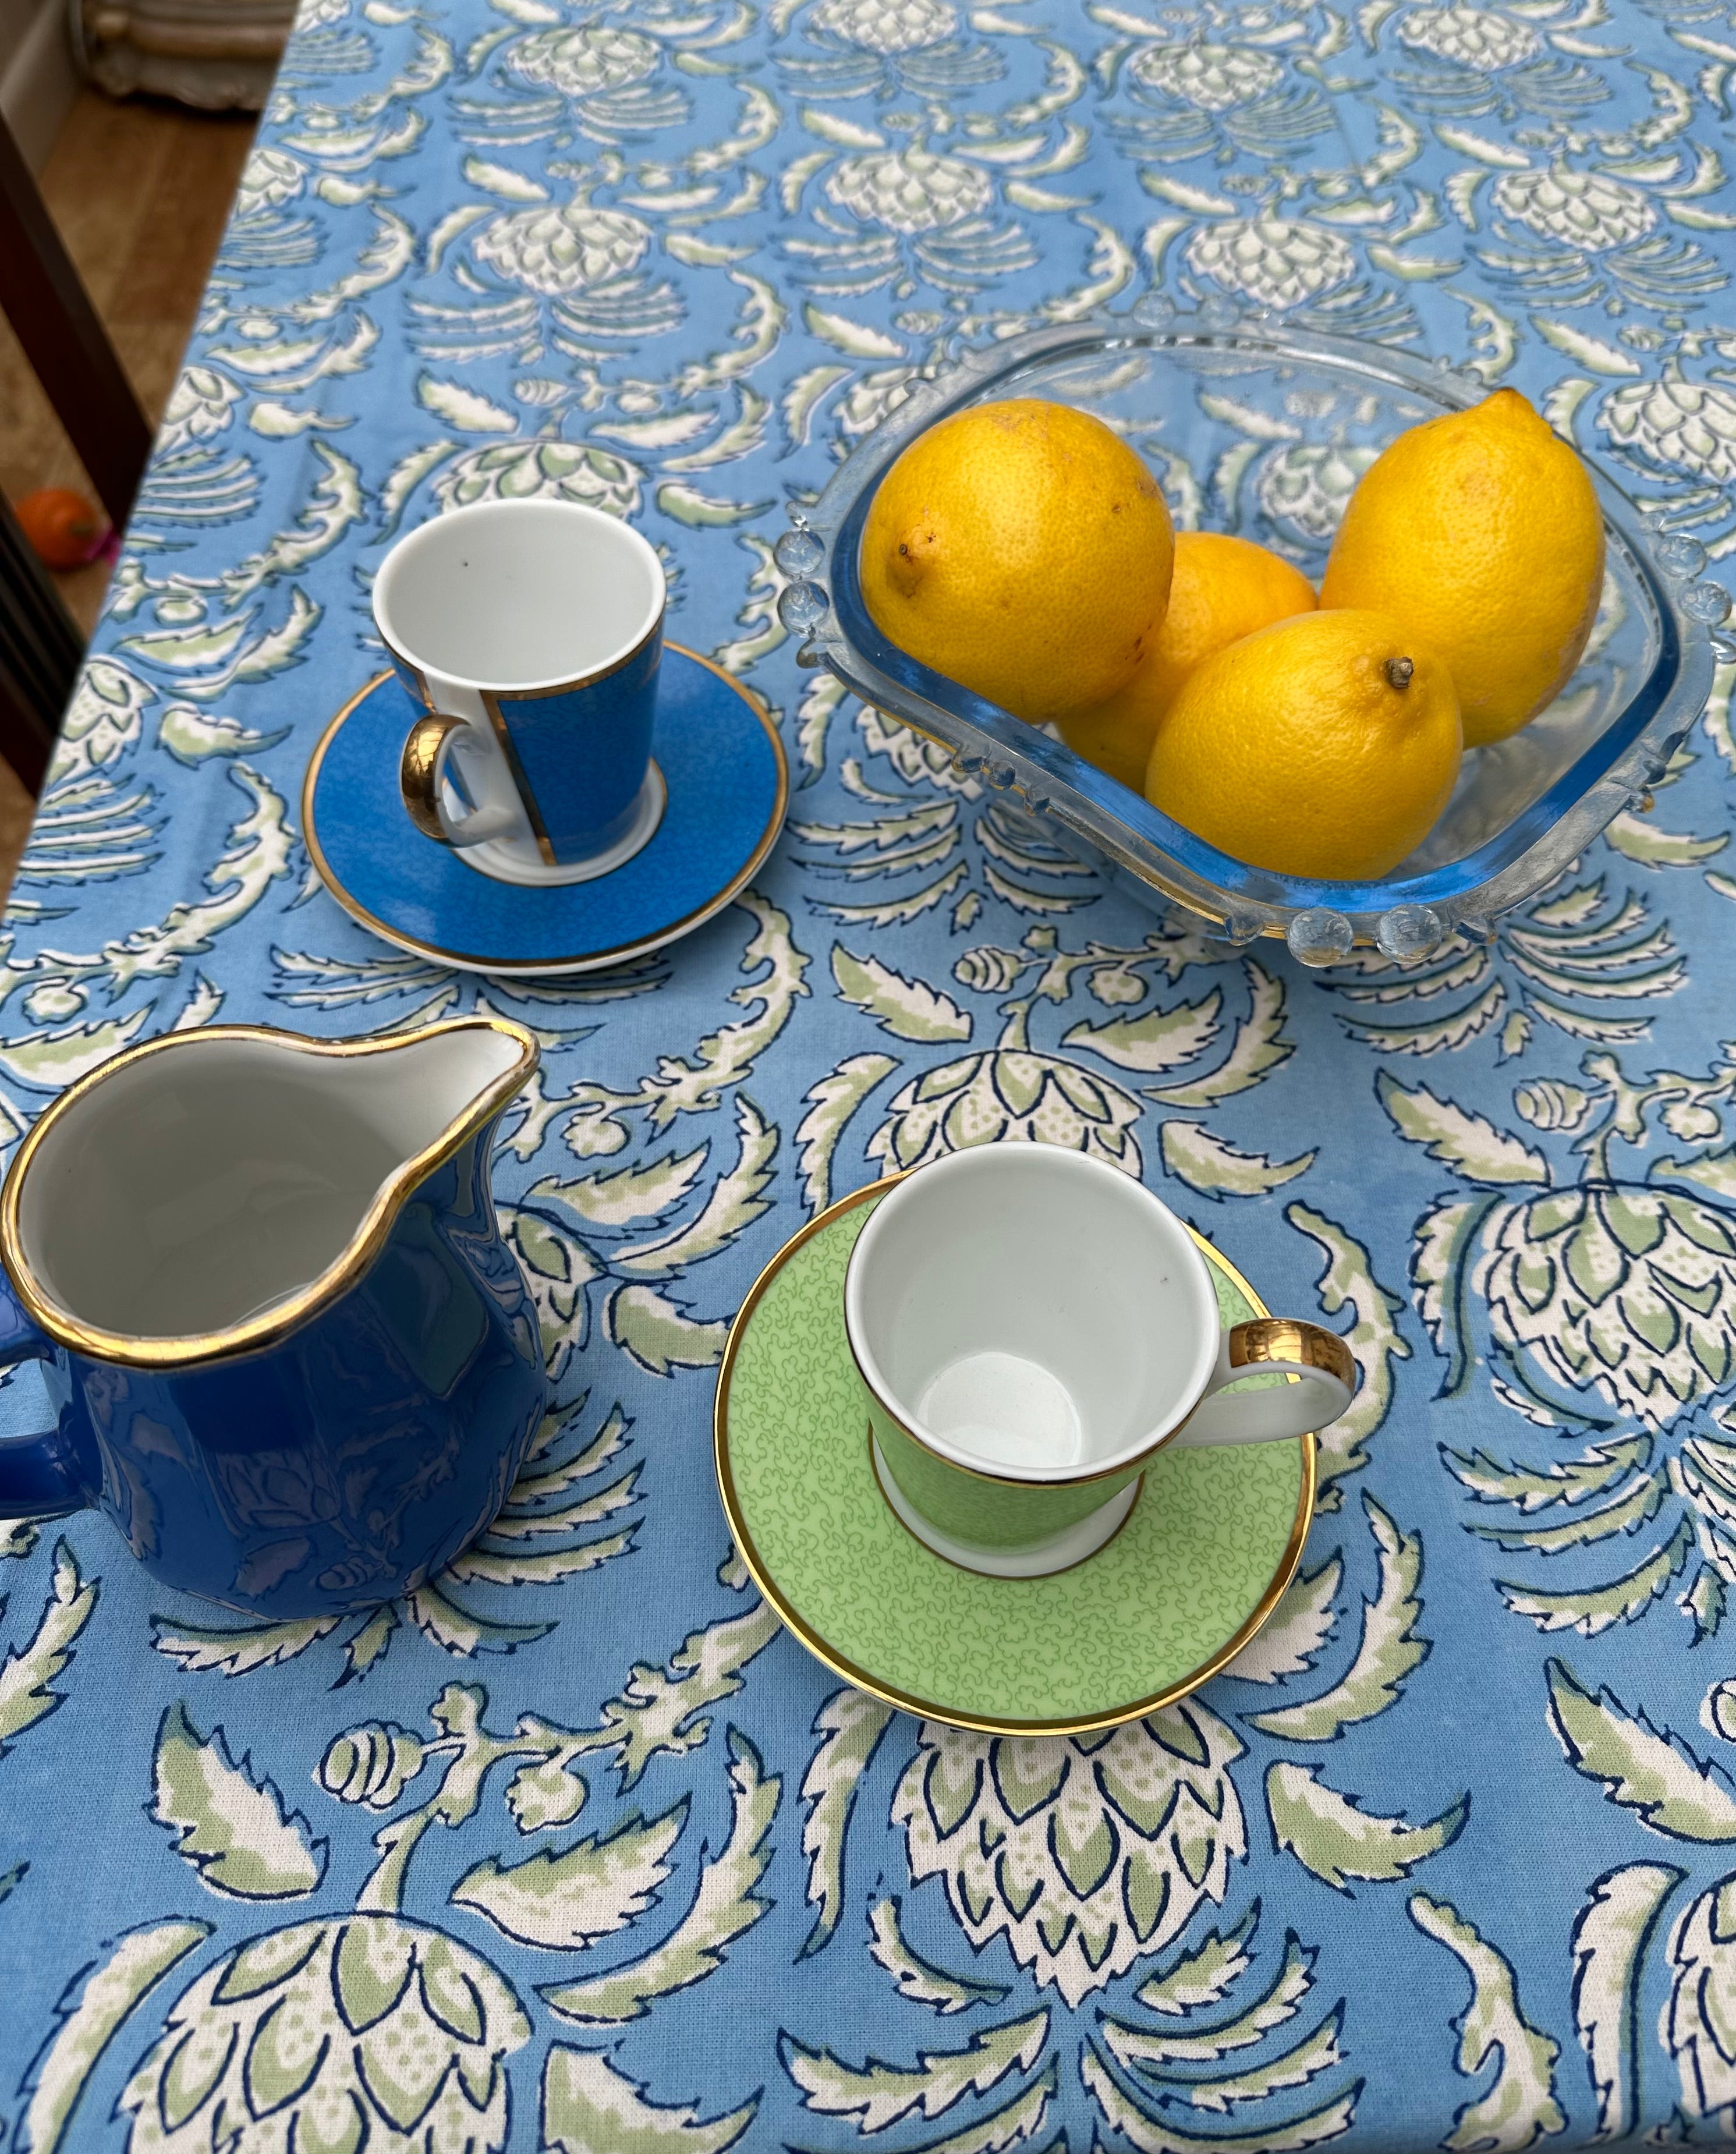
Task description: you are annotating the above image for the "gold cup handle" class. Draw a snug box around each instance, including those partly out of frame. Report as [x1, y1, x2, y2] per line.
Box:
[399, 714, 521, 848]
[400, 713, 465, 845]
[1171, 1317, 1358, 1448]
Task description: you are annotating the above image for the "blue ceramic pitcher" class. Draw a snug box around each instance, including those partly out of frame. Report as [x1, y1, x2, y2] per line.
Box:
[0, 1017, 548, 1617]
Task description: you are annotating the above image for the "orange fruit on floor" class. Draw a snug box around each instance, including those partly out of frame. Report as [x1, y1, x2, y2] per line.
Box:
[1059, 530, 1317, 791]
[15, 488, 108, 572]
[1319, 388, 1604, 748]
[858, 398, 1175, 724]
[1146, 608, 1462, 881]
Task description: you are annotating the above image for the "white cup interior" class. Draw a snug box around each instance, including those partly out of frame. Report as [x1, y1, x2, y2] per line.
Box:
[14, 1029, 523, 1341]
[373, 499, 663, 690]
[845, 1145, 1220, 1479]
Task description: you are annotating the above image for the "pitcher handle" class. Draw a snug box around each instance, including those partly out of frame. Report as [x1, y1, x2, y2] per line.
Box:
[1171, 1319, 1356, 1448]
[0, 1270, 83, 1518]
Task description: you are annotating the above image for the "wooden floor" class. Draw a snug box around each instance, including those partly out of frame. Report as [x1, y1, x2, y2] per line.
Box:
[0, 90, 256, 885]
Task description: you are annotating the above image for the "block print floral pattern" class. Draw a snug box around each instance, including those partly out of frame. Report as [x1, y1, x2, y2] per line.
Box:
[5, 1, 1736, 2149]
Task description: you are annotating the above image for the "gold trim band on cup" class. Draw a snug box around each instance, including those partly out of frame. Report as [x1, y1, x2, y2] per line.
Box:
[713, 1172, 1319, 1738]
[1229, 1317, 1358, 1391]
[0, 1017, 538, 1372]
[477, 689, 559, 866]
[476, 620, 662, 871]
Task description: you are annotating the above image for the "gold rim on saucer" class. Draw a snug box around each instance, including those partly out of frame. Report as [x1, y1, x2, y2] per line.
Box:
[301, 646, 789, 977]
[715, 1173, 1319, 1736]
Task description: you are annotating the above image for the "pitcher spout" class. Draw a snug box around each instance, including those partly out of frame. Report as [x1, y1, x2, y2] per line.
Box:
[1, 1017, 538, 1369]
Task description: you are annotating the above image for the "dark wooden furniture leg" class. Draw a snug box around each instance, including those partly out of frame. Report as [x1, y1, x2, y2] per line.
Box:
[0, 493, 77, 792]
[0, 107, 153, 529]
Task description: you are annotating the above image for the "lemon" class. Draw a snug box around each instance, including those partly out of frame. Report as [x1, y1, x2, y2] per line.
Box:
[859, 398, 1175, 724]
[1319, 388, 1604, 747]
[1060, 532, 1316, 789]
[1146, 610, 1461, 881]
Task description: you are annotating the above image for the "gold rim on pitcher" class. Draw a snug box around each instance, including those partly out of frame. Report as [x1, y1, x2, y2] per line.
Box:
[0, 1016, 538, 1370]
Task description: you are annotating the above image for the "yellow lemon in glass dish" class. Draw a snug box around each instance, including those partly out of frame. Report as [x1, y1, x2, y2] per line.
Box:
[1320, 387, 1604, 748]
[1060, 531, 1317, 790]
[859, 399, 1175, 725]
[1146, 609, 1462, 881]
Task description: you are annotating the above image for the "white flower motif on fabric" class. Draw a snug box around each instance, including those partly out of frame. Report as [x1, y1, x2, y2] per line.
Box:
[234, 147, 307, 219]
[505, 26, 660, 97]
[473, 201, 651, 295]
[826, 148, 994, 234]
[1186, 214, 1356, 308]
[159, 366, 246, 453]
[118, 1916, 529, 2153]
[434, 441, 642, 516]
[1130, 41, 1285, 110]
[810, 0, 958, 52]
[1397, 6, 1543, 71]
[1493, 165, 1656, 249]
[1256, 441, 1380, 543]
[894, 1708, 1249, 2007]
[1603, 367, 1736, 484]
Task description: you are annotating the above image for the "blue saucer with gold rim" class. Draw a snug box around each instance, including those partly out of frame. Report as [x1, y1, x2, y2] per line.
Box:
[303, 645, 788, 976]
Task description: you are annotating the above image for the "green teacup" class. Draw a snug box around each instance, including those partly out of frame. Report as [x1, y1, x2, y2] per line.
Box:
[844, 1145, 1355, 1578]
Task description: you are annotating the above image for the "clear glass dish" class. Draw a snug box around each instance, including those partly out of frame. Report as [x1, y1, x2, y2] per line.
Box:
[780, 306, 1728, 965]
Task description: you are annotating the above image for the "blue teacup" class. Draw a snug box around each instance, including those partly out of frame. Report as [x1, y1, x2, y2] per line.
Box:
[0, 1018, 548, 1616]
[384, 499, 667, 887]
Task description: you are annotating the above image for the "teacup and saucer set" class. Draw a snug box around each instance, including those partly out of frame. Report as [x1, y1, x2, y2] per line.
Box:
[715, 1143, 1357, 1734]
[302, 499, 788, 975]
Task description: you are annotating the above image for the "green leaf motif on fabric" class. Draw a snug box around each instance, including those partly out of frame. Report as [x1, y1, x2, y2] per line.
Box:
[866, 1896, 1012, 2014]
[1546, 1659, 1736, 1841]
[1085, 1896, 1362, 2146]
[1570, 1862, 1684, 2142]
[1266, 1763, 1469, 1891]
[608, 1283, 734, 1375]
[782, 2009, 1049, 2132]
[1604, 810, 1728, 867]
[1495, 1512, 1693, 1636]
[451, 1800, 688, 1950]
[800, 1687, 896, 1957]
[832, 944, 972, 1043]
[16, 1919, 212, 2154]
[1080, 2044, 1359, 2154]
[1287, 1204, 1409, 1507]
[796, 1053, 899, 1214]
[1245, 1497, 1427, 1742]
[1407, 1895, 1566, 2152]
[1663, 1871, 1736, 2123]
[1142, 962, 1293, 1110]
[1103, 1935, 1316, 2071]
[541, 2044, 757, 2154]
[1062, 988, 1222, 1073]
[1223, 1557, 1343, 1685]
[1160, 1119, 1316, 1200]
[0, 1542, 98, 1760]
[540, 1729, 780, 2024]
[150, 1702, 328, 1900]
[1132, 1909, 1258, 2019]
[1376, 1071, 1550, 1186]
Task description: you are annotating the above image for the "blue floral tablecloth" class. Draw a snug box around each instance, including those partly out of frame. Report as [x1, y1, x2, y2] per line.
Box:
[7, 0, 1736, 2145]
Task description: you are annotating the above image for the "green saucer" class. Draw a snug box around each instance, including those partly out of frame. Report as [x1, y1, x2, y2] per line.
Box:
[715, 1180, 1315, 1735]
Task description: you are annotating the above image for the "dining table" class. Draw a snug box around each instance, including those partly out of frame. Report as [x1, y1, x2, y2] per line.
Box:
[6, 0, 1736, 2146]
